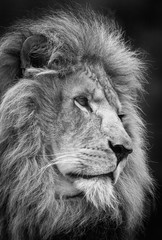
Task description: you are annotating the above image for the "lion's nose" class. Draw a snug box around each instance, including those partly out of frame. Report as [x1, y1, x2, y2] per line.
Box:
[108, 141, 133, 165]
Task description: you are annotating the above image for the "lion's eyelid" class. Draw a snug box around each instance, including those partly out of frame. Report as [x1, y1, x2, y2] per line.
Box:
[74, 99, 89, 113]
[74, 98, 92, 113]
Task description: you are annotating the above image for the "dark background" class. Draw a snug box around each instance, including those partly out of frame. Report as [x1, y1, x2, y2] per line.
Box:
[0, 0, 161, 239]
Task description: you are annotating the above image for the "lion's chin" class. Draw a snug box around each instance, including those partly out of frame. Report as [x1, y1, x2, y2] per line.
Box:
[74, 178, 117, 209]
[59, 176, 119, 215]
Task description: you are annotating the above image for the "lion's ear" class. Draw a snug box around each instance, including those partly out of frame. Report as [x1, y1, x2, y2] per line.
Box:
[21, 34, 49, 70]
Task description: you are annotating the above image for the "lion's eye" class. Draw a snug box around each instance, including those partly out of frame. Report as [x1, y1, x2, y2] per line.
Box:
[74, 96, 92, 112]
[74, 96, 89, 107]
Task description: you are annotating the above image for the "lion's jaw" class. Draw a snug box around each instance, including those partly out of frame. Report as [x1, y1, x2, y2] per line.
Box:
[54, 158, 126, 212]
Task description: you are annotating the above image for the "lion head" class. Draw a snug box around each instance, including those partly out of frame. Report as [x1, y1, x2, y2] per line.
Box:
[0, 8, 153, 240]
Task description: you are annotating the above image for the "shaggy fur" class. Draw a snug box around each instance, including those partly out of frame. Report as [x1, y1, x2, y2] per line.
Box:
[0, 8, 153, 240]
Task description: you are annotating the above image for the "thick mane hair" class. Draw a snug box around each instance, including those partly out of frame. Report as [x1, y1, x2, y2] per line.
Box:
[0, 7, 154, 240]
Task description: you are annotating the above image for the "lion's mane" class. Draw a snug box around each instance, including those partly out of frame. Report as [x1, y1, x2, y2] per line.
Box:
[0, 8, 153, 240]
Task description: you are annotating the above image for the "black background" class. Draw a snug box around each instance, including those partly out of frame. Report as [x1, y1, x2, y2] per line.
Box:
[0, 0, 162, 239]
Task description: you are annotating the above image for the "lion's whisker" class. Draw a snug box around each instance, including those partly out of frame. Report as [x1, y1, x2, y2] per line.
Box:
[42, 151, 78, 157]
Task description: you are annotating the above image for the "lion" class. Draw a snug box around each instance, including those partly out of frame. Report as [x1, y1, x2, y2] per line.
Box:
[0, 8, 154, 240]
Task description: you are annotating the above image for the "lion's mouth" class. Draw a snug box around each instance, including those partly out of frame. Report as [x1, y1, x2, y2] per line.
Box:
[66, 192, 84, 199]
[66, 172, 114, 181]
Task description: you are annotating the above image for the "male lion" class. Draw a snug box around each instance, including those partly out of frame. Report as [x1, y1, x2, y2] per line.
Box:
[0, 8, 153, 240]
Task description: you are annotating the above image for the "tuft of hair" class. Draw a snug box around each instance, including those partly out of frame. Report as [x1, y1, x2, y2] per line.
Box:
[0, 7, 154, 240]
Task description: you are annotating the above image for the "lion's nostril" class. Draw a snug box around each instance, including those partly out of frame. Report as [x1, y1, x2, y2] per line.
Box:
[109, 141, 132, 164]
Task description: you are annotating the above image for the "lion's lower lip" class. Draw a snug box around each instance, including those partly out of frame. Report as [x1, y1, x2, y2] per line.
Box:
[66, 192, 84, 199]
[67, 172, 114, 180]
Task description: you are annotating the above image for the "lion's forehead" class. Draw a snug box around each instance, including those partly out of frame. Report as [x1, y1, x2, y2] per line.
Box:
[63, 64, 121, 110]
